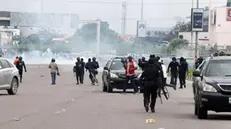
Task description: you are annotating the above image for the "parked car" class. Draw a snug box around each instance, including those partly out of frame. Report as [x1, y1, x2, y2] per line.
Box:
[192, 54, 231, 119]
[0, 58, 20, 95]
[102, 57, 142, 93]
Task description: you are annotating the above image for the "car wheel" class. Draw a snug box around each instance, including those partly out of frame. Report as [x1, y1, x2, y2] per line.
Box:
[107, 84, 113, 93]
[7, 78, 19, 95]
[197, 100, 208, 119]
[102, 82, 107, 92]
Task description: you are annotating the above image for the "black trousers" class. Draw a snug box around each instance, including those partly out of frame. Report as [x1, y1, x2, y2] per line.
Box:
[123, 75, 138, 93]
[179, 72, 186, 88]
[143, 85, 158, 110]
[76, 72, 83, 84]
[19, 70, 23, 82]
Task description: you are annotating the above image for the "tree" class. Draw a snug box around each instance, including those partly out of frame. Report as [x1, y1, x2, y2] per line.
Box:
[165, 20, 191, 41]
[167, 38, 189, 52]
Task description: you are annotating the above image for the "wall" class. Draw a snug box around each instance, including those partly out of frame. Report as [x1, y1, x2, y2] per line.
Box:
[210, 7, 231, 46]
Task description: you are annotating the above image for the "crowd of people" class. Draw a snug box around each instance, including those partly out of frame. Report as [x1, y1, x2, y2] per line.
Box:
[12, 54, 204, 114]
[47, 57, 99, 85]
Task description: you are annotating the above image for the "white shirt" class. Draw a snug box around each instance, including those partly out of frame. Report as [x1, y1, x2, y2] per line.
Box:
[161, 64, 167, 78]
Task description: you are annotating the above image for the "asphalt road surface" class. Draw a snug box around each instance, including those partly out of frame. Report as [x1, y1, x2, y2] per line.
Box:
[1, 65, 231, 129]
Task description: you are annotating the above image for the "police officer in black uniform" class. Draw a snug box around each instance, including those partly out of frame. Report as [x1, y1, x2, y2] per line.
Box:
[179, 57, 188, 88]
[140, 59, 160, 113]
[16, 56, 27, 83]
[75, 57, 85, 84]
[80, 58, 85, 83]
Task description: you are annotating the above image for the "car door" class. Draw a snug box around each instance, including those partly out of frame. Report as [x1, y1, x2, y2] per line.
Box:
[0, 61, 4, 88]
[193, 61, 206, 98]
[0, 59, 12, 87]
[102, 60, 111, 85]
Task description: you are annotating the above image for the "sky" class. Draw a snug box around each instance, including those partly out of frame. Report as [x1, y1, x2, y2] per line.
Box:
[0, 0, 227, 34]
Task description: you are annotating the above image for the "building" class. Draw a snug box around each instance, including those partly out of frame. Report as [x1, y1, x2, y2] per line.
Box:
[209, 6, 231, 46]
[0, 11, 79, 37]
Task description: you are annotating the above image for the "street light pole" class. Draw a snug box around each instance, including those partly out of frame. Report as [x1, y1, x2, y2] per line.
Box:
[195, 0, 199, 59]
[140, 0, 144, 53]
[191, 0, 194, 46]
[41, 0, 44, 13]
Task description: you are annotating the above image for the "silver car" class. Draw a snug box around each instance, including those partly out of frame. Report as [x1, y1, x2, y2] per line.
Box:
[0, 58, 20, 95]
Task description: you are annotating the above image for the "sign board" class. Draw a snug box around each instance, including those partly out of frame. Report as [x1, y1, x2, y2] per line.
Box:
[191, 8, 204, 32]
[137, 21, 147, 37]
[227, 0, 231, 6]
[227, 8, 231, 21]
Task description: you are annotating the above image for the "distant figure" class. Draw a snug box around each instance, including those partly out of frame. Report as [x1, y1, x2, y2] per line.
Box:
[14, 56, 19, 65]
[178, 57, 188, 89]
[48, 58, 59, 85]
[16, 57, 27, 83]
[80, 58, 85, 83]
[74, 57, 85, 85]
[167, 57, 179, 86]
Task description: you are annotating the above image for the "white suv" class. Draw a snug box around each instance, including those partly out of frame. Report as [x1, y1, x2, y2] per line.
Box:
[0, 58, 20, 95]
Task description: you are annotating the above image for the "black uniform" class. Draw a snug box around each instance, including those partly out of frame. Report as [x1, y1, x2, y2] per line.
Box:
[138, 58, 148, 71]
[168, 58, 179, 85]
[75, 61, 85, 84]
[80, 59, 85, 83]
[179, 59, 188, 88]
[85, 60, 98, 84]
[16, 59, 27, 82]
[140, 60, 160, 113]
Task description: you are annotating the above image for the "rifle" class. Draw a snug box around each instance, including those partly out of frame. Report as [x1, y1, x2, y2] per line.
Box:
[158, 88, 163, 104]
[158, 77, 163, 104]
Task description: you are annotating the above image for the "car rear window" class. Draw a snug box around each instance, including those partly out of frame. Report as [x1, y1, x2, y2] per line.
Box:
[205, 60, 231, 76]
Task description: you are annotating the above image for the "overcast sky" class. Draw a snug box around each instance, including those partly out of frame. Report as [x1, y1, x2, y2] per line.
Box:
[0, 0, 226, 34]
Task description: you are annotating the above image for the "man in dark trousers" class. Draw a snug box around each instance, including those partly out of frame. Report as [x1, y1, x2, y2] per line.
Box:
[80, 58, 85, 83]
[179, 57, 188, 88]
[75, 57, 85, 85]
[85, 58, 96, 85]
[16, 56, 27, 83]
[140, 59, 160, 113]
[167, 57, 179, 87]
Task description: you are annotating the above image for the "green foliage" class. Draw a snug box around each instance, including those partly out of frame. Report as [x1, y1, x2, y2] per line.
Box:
[167, 38, 189, 52]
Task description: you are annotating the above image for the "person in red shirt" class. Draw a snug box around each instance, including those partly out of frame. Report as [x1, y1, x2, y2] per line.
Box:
[123, 56, 138, 93]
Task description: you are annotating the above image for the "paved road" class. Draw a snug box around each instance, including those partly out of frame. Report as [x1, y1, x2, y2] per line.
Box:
[0, 65, 231, 129]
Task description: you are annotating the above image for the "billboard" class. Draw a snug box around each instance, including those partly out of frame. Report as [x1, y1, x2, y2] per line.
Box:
[227, 0, 231, 6]
[137, 21, 147, 37]
[191, 8, 204, 32]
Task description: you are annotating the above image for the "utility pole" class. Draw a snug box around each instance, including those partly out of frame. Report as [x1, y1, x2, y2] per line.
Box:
[121, 2, 127, 35]
[191, 0, 194, 46]
[41, 0, 44, 13]
[140, 0, 144, 51]
[195, 0, 199, 59]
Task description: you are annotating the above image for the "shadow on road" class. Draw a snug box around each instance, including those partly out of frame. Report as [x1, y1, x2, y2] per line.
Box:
[208, 114, 231, 120]
[92, 90, 137, 94]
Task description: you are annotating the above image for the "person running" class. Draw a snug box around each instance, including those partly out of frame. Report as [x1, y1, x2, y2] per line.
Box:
[16, 57, 27, 83]
[123, 56, 138, 94]
[14, 56, 19, 65]
[48, 58, 59, 85]
[179, 57, 188, 89]
[140, 58, 160, 113]
[85, 58, 96, 85]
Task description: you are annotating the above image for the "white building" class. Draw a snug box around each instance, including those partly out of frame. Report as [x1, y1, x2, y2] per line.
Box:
[209, 6, 231, 46]
[179, 6, 231, 48]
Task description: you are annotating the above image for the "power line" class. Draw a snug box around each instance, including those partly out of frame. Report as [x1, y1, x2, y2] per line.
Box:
[40, 0, 224, 5]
